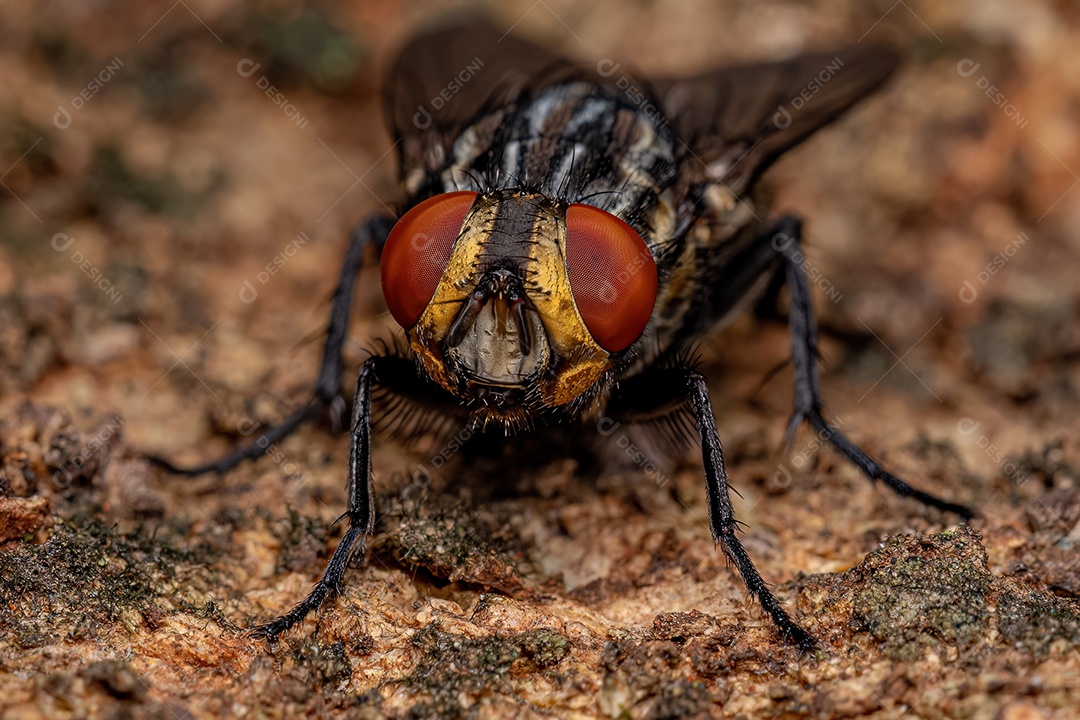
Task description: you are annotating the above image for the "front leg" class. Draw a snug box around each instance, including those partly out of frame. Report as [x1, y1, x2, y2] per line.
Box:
[249, 353, 389, 643]
[607, 366, 817, 652]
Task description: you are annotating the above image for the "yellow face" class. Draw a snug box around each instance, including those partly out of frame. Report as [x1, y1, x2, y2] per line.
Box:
[379, 186, 659, 431]
[410, 192, 612, 416]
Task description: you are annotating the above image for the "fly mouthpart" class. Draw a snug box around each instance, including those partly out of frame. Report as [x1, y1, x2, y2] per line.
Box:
[509, 294, 531, 356]
[446, 287, 487, 349]
[444, 268, 547, 385]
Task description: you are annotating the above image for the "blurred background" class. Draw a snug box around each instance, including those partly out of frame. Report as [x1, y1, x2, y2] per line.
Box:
[2, 1, 1079, 717]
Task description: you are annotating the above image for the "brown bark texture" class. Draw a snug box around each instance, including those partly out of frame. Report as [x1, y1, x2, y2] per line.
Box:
[2, 1, 1080, 718]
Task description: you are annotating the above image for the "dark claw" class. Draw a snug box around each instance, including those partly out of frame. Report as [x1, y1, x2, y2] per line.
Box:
[510, 296, 532, 356]
[447, 288, 487, 348]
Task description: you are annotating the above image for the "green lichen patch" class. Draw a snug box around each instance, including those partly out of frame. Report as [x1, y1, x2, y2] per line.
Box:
[0, 517, 219, 648]
[242, 6, 366, 92]
[996, 590, 1080, 655]
[374, 490, 535, 599]
[268, 507, 331, 575]
[845, 526, 993, 661]
[600, 636, 721, 719]
[517, 628, 572, 669]
[400, 624, 571, 718]
[801, 524, 1080, 671]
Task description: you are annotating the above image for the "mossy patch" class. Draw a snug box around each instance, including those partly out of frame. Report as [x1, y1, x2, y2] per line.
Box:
[847, 527, 993, 661]
[375, 490, 534, 598]
[268, 507, 331, 574]
[996, 590, 1080, 655]
[85, 145, 222, 220]
[0, 517, 218, 647]
[400, 624, 570, 718]
[601, 636, 721, 719]
[242, 7, 366, 92]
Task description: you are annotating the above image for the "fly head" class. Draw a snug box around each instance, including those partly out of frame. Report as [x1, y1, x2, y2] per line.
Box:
[380, 188, 659, 431]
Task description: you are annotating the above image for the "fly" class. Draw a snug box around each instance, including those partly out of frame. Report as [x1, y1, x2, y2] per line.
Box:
[152, 21, 974, 651]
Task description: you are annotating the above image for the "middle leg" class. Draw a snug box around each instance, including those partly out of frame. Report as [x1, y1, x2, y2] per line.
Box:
[606, 366, 817, 651]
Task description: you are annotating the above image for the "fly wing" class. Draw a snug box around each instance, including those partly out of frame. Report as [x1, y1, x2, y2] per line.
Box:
[654, 46, 899, 194]
[384, 20, 576, 188]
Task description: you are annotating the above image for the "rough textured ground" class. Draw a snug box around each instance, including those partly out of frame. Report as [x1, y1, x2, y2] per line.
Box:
[2, 1, 1080, 718]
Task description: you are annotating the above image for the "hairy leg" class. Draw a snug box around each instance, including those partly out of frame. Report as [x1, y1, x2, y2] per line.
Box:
[248, 353, 428, 643]
[769, 216, 974, 519]
[607, 366, 816, 651]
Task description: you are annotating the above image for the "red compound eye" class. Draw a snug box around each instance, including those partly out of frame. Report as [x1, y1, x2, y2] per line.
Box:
[564, 204, 658, 352]
[381, 191, 478, 328]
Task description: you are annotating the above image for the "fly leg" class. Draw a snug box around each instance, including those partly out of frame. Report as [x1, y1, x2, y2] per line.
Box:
[606, 368, 817, 652]
[248, 353, 415, 643]
[149, 214, 395, 476]
[768, 215, 974, 519]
